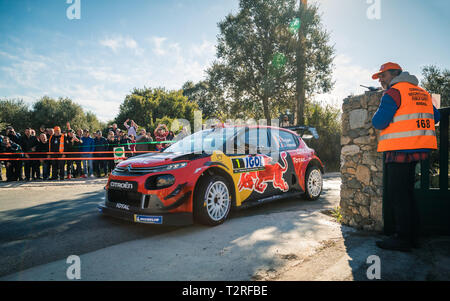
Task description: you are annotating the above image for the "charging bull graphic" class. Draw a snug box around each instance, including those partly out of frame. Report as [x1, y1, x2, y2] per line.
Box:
[237, 152, 289, 193]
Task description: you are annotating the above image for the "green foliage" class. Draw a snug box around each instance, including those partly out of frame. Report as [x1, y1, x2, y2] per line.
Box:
[322, 206, 343, 223]
[0, 99, 31, 133]
[420, 65, 450, 175]
[304, 100, 341, 172]
[421, 65, 450, 108]
[207, 0, 334, 123]
[0, 96, 104, 134]
[182, 81, 218, 119]
[31, 96, 104, 132]
[152, 116, 175, 135]
[115, 87, 198, 132]
[331, 206, 343, 223]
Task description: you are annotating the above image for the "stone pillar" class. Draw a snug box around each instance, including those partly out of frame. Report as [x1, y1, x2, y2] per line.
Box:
[340, 91, 384, 231]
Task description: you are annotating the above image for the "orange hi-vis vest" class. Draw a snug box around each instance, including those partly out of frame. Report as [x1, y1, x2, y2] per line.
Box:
[377, 82, 437, 152]
[49, 135, 65, 153]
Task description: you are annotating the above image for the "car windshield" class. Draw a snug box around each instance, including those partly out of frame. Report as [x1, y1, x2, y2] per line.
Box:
[164, 127, 241, 154]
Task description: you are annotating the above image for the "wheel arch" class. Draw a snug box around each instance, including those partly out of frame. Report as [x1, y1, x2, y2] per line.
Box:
[306, 157, 324, 174]
[193, 166, 237, 208]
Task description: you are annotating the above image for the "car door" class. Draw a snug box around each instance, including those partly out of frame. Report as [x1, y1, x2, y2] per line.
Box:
[269, 128, 304, 193]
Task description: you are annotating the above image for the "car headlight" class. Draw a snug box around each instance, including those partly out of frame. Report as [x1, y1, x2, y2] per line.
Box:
[152, 162, 187, 173]
[165, 162, 187, 170]
[145, 174, 175, 190]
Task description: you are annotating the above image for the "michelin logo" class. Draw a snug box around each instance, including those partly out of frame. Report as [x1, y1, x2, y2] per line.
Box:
[110, 181, 134, 190]
[135, 215, 163, 224]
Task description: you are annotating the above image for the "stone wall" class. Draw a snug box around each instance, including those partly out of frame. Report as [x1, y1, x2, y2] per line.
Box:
[340, 91, 384, 231]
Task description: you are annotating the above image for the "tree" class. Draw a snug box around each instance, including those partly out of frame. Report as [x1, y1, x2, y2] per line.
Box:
[31, 96, 104, 132]
[207, 0, 334, 124]
[0, 98, 31, 133]
[421, 65, 450, 108]
[304, 100, 341, 171]
[182, 81, 218, 119]
[421, 65, 450, 182]
[115, 87, 199, 133]
[293, 0, 334, 125]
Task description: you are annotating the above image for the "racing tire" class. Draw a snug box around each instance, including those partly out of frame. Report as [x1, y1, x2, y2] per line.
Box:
[304, 166, 323, 201]
[194, 175, 232, 226]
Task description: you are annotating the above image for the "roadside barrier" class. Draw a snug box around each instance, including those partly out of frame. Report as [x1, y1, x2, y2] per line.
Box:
[0, 140, 175, 161]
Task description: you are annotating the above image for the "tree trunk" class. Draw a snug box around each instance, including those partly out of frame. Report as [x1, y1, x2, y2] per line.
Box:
[296, 0, 306, 126]
[262, 96, 271, 126]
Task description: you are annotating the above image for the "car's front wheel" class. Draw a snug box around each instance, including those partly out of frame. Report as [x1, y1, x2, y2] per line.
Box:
[194, 175, 232, 226]
[304, 166, 323, 200]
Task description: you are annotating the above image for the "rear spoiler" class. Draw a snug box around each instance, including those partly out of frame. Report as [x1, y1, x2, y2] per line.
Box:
[283, 126, 319, 140]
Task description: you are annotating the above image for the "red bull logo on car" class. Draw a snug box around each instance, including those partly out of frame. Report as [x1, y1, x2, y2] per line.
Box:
[237, 152, 289, 193]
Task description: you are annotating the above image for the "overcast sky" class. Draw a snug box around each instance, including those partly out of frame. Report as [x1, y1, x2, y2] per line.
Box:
[1, 0, 449, 121]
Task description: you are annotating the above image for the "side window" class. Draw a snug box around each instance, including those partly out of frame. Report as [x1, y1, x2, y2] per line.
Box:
[234, 128, 270, 154]
[273, 130, 298, 151]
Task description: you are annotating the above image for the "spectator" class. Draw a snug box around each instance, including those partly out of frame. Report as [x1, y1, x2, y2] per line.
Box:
[136, 129, 153, 152]
[107, 123, 119, 136]
[123, 119, 138, 138]
[48, 126, 68, 180]
[118, 131, 131, 158]
[129, 134, 136, 156]
[174, 127, 189, 141]
[2, 137, 22, 182]
[72, 129, 84, 177]
[81, 129, 94, 178]
[154, 124, 169, 151]
[46, 128, 54, 139]
[39, 125, 46, 137]
[66, 129, 82, 179]
[6, 126, 21, 145]
[0, 135, 4, 181]
[281, 115, 290, 127]
[115, 128, 121, 139]
[167, 131, 174, 141]
[6, 126, 23, 180]
[106, 131, 118, 174]
[35, 133, 50, 180]
[93, 130, 108, 177]
[20, 128, 38, 181]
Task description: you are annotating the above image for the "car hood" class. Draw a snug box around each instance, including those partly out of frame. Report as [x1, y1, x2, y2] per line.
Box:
[116, 152, 208, 168]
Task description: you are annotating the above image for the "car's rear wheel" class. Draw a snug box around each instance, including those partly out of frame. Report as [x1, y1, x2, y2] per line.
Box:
[194, 175, 232, 226]
[304, 166, 322, 200]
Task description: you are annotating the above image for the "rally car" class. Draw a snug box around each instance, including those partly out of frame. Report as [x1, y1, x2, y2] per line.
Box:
[98, 125, 324, 226]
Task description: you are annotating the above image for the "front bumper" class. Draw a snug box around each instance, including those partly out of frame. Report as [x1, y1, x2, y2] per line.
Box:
[98, 203, 193, 226]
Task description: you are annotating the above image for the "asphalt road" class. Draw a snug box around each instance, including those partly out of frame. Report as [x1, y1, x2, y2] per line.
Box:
[0, 173, 340, 278]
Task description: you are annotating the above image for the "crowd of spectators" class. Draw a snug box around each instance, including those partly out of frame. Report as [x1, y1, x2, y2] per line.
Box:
[0, 120, 178, 182]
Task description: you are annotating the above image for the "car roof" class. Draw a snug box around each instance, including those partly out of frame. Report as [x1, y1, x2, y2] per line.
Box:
[218, 125, 300, 136]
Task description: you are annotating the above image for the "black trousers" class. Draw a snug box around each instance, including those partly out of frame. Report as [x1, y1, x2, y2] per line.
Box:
[51, 156, 65, 179]
[24, 160, 40, 179]
[385, 162, 420, 242]
[93, 159, 107, 176]
[6, 161, 20, 181]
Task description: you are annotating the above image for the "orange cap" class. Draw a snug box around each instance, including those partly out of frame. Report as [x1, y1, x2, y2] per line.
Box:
[372, 62, 402, 79]
[54, 126, 61, 131]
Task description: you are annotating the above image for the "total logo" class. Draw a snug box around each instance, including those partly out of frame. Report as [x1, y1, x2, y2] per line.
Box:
[116, 203, 130, 210]
[293, 157, 308, 164]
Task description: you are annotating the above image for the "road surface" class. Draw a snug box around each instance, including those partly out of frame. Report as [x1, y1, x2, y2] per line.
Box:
[0, 174, 341, 279]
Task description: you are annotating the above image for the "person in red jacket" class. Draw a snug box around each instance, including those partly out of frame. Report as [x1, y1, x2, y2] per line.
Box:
[154, 124, 169, 151]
